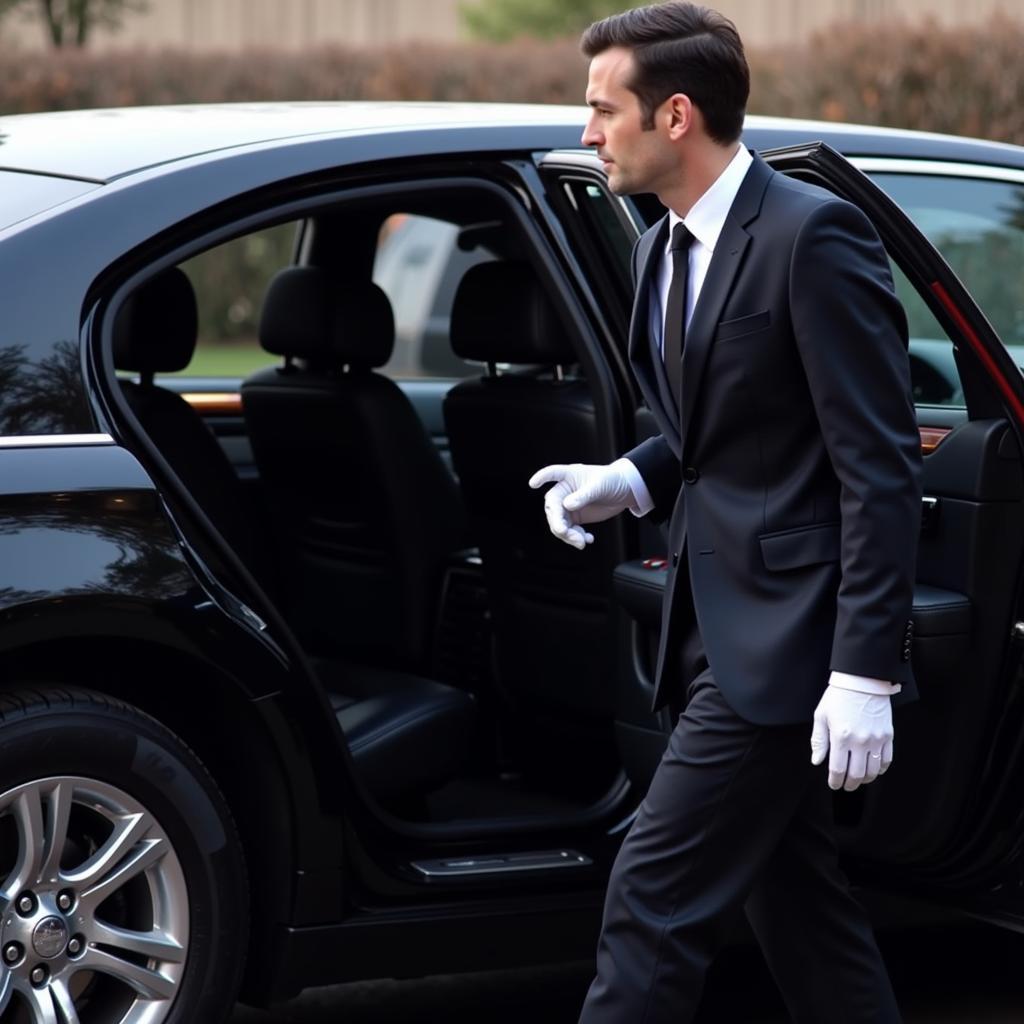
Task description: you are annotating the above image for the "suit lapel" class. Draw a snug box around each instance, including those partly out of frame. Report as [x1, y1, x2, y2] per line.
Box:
[679, 152, 774, 451]
[678, 220, 750, 447]
[628, 216, 668, 370]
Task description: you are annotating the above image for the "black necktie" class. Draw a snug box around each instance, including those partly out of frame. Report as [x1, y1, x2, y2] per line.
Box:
[663, 222, 694, 409]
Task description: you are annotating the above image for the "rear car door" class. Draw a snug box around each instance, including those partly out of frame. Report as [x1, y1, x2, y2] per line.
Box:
[535, 143, 1024, 912]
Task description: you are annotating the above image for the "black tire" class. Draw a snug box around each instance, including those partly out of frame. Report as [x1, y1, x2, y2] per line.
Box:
[0, 687, 247, 1024]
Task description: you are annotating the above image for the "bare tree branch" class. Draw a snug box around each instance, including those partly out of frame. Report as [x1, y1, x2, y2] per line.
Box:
[0, 0, 146, 48]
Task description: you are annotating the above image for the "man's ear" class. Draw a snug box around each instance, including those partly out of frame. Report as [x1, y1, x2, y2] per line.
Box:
[666, 93, 694, 141]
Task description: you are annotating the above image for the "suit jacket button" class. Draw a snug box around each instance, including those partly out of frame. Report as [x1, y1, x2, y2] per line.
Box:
[671, 551, 680, 567]
[683, 467, 700, 485]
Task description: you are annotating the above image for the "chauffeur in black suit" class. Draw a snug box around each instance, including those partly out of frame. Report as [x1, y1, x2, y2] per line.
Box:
[529, 4, 921, 1022]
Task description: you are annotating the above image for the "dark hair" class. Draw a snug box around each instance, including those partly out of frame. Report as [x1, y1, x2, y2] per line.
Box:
[581, 2, 749, 144]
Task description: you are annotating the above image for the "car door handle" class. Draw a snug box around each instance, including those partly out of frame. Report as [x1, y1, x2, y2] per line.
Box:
[922, 495, 940, 535]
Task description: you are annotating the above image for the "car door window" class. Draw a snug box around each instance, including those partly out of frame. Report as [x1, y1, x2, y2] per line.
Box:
[887, 262, 964, 408]
[174, 221, 299, 377]
[871, 172, 1024, 373]
[550, 176, 636, 343]
[372, 213, 494, 380]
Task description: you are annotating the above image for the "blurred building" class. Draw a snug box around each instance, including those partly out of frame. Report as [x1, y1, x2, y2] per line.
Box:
[2, 0, 462, 50]
[3, 0, 1023, 51]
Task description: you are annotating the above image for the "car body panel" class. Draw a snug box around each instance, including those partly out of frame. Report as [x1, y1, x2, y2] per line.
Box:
[0, 436, 364, 940]
[0, 170, 101, 230]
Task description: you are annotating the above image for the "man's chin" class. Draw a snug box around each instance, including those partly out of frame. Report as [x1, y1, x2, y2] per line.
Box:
[606, 173, 635, 196]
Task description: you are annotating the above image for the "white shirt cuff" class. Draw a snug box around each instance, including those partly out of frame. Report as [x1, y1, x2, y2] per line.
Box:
[613, 458, 655, 517]
[828, 670, 901, 696]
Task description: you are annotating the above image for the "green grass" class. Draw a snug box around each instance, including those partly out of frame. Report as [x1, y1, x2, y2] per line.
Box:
[167, 341, 273, 379]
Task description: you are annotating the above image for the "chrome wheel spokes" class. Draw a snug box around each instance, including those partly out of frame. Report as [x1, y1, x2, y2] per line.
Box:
[0, 778, 189, 1024]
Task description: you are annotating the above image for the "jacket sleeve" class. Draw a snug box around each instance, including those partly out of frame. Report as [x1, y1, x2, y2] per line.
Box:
[790, 198, 923, 683]
[622, 435, 679, 524]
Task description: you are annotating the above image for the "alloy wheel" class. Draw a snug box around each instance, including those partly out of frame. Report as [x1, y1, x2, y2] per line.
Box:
[0, 777, 188, 1023]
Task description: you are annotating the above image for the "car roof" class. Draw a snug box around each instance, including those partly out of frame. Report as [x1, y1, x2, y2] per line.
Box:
[0, 103, 587, 182]
[2, 101, 1023, 183]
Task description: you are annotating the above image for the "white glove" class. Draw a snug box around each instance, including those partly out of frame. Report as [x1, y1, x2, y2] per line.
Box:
[810, 684, 894, 792]
[528, 460, 637, 550]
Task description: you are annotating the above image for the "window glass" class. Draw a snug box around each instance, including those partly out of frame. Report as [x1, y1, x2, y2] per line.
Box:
[871, 173, 1024, 354]
[562, 179, 634, 313]
[547, 177, 637, 351]
[372, 213, 494, 380]
[886, 262, 964, 407]
[173, 221, 298, 377]
[572, 181, 635, 283]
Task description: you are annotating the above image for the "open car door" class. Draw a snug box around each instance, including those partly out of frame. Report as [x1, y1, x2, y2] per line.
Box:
[537, 142, 1024, 923]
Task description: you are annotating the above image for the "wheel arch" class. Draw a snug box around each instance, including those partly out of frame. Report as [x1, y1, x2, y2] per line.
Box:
[0, 629, 342, 1002]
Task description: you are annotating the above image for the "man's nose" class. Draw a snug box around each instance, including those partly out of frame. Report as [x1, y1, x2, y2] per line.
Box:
[582, 121, 602, 147]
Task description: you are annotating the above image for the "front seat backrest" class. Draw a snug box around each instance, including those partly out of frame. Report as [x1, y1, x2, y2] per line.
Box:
[443, 261, 617, 715]
[241, 266, 465, 672]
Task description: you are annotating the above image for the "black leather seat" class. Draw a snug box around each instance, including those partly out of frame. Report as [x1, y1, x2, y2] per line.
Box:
[116, 267, 474, 805]
[443, 261, 618, 716]
[113, 267, 258, 567]
[316, 662, 475, 803]
[241, 267, 466, 674]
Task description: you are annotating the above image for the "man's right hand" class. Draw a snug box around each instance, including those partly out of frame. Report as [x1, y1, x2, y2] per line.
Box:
[528, 460, 638, 550]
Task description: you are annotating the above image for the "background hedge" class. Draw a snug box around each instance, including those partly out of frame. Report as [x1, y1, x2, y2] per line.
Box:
[2, 14, 1023, 145]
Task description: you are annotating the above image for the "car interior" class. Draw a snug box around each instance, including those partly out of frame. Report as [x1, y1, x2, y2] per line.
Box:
[110, 179, 632, 829]
[106, 158, 1024, 881]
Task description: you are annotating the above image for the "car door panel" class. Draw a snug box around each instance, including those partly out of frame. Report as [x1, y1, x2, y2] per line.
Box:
[847, 417, 1024, 865]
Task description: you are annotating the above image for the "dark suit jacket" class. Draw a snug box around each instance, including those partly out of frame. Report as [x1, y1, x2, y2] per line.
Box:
[625, 151, 922, 724]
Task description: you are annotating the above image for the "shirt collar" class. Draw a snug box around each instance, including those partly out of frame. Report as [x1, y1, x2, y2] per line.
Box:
[666, 145, 754, 255]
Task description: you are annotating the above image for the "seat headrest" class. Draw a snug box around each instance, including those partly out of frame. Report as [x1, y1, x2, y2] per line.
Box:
[113, 267, 198, 374]
[450, 261, 575, 365]
[259, 267, 395, 369]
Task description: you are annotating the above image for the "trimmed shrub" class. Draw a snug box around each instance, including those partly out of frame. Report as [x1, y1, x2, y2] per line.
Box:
[752, 15, 1024, 146]
[1, 14, 1021, 145]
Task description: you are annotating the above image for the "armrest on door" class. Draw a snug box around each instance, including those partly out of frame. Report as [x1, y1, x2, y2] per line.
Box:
[912, 583, 971, 636]
[614, 560, 969, 642]
[911, 583, 971, 689]
[613, 558, 668, 628]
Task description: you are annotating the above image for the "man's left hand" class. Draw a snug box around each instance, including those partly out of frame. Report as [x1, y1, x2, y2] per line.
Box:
[810, 684, 894, 792]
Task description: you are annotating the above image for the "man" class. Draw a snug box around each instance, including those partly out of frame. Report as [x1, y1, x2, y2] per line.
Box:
[528, 4, 922, 1021]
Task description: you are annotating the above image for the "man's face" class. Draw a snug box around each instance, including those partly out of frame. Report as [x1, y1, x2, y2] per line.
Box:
[582, 46, 674, 196]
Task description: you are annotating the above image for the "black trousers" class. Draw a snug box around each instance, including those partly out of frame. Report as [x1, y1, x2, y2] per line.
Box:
[578, 668, 901, 1023]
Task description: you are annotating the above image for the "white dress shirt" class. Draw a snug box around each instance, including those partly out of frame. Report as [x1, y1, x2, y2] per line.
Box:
[651, 145, 753, 355]
[610, 146, 900, 698]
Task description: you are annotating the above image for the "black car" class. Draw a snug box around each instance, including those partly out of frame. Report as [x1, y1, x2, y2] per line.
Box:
[1, 101, 1023, 1023]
